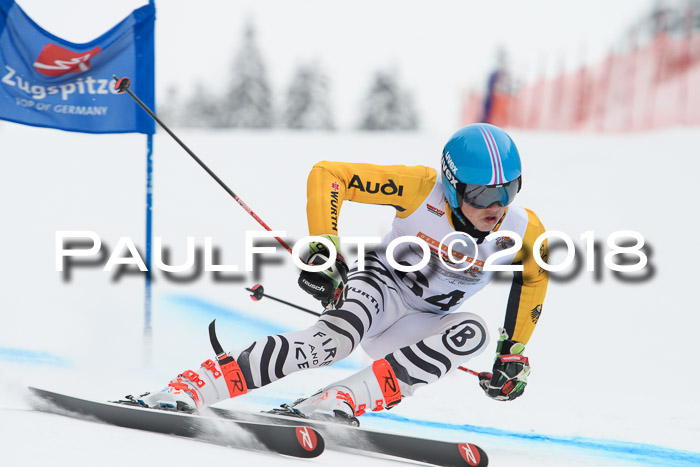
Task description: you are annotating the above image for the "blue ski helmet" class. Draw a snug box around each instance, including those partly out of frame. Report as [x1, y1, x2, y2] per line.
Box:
[441, 123, 522, 210]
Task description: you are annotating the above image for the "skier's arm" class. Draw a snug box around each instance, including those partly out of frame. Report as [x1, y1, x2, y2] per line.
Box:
[479, 209, 548, 401]
[306, 161, 437, 236]
[299, 161, 437, 309]
[502, 208, 549, 345]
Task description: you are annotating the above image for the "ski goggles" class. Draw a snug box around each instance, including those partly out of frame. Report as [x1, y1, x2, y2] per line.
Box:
[459, 177, 521, 209]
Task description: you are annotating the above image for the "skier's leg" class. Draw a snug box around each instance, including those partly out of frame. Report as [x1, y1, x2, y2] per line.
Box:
[378, 312, 490, 397]
[139, 313, 366, 411]
[139, 253, 407, 412]
[138, 273, 396, 411]
[291, 311, 489, 418]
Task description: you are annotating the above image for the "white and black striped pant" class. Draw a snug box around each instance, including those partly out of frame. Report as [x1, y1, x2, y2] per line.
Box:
[232, 252, 489, 397]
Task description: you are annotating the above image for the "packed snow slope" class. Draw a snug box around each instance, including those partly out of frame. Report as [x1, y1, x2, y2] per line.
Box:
[1, 123, 698, 466]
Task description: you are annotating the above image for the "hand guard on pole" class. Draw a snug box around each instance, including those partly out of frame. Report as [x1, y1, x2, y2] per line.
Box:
[478, 329, 530, 401]
[297, 234, 348, 310]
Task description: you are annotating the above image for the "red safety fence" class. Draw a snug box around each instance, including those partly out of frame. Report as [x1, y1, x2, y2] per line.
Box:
[462, 30, 700, 132]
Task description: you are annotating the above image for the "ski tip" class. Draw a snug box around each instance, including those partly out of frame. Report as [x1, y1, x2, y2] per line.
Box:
[27, 386, 51, 402]
[458, 442, 488, 466]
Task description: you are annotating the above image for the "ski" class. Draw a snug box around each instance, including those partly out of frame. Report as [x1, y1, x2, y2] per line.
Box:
[210, 406, 488, 466]
[28, 387, 324, 459]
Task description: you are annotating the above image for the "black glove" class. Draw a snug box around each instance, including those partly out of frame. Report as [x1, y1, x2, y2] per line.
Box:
[298, 235, 348, 310]
[479, 330, 530, 401]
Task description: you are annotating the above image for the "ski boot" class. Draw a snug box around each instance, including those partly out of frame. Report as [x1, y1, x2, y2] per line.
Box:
[271, 387, 360, 426]
[270, 358, 404, 426]
[124, 355, 248, 413]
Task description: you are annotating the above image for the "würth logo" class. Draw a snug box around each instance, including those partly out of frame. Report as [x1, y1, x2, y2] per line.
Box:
[33, 44, 102, 77]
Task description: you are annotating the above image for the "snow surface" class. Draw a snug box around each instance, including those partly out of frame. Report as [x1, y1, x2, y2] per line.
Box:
[1, 124, 699, 466]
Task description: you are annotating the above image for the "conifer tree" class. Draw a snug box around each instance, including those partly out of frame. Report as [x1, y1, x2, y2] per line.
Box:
[359, 70, 418, 131]
[221, 22, 274, 128]
[283, 62, 335, 130]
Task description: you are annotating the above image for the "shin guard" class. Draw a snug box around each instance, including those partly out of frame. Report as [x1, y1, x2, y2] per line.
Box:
[327, 358, 402, 416]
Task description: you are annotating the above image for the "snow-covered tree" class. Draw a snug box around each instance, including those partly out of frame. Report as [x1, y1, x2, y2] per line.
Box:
[221, 22, 274, 128]
[358, 70, 419, 131]
[182, 83, 222, 128]
[283, 62, 335, 130]
[157, 86, 185, 127]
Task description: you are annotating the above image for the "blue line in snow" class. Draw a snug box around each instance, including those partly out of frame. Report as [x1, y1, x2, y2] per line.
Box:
[162, 294, 288, 334]
[162, 294, 362, 370]
[164, 295, 699, 465]
[0, 347, 71, 367]
[366, 413, 700, 466]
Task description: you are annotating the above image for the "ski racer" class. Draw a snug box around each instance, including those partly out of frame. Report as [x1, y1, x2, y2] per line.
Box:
[137, 123, 549, 423]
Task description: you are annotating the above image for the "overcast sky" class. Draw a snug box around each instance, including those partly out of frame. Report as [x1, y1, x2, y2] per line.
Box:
[15, 0, 653, 133]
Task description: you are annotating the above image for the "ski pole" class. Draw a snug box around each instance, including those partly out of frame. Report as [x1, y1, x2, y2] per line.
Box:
[112, 75, 293, 255]
[458, 366, 489, 378]
[246, 283, 484, 376]
[246, 284, 321, 317]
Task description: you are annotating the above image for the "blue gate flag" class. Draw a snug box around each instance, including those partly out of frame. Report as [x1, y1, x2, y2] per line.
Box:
[0, 0, 155, 134]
